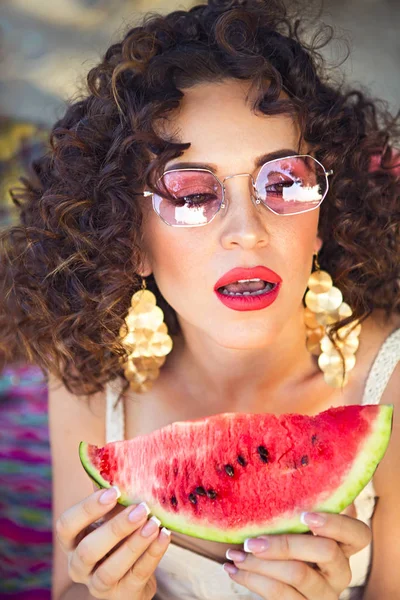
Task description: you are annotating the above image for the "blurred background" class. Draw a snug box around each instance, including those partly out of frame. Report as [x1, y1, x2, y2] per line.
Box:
[0, 0, 399, 598]
[1, 0, 400, 224]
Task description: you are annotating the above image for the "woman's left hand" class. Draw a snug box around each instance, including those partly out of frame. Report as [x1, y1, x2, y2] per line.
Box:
[223, 511, 372, 599]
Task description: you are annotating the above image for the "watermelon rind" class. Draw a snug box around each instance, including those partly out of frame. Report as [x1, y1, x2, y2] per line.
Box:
[79, 441, 135, 508]
[79, 404, 393, 543]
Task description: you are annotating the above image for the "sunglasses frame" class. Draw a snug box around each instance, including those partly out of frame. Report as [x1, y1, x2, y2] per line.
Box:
[138, 154, 333, 227]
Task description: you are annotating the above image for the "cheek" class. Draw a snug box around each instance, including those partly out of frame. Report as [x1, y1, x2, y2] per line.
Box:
[269, 217, 319, 322]
[150, 232, 209, 322]
[143, 220, 204, 285]
[274, 213, 319, 276]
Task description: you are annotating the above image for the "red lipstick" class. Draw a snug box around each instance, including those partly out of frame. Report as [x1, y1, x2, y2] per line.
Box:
[214, 266, 282, 312]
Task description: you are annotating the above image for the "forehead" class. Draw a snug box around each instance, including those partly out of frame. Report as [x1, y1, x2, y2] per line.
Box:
[158, 79, 303, 173]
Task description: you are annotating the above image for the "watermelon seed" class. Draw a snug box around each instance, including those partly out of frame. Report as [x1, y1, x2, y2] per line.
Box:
[173, 467, 179, 475]
[207, 489, 217, 499]
[311, 435, 317, 445]
[237, 455, 247, 467]
[195, 486, 206, 496]
[170, 496, 178, 507]
[188, 493, 197, 505]
[224, 464, 235, 477]
[257, 446, 269, 463]
[301, 455, 309, 466]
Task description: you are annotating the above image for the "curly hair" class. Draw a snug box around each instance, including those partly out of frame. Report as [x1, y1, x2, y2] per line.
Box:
[1, 0, 399, 399]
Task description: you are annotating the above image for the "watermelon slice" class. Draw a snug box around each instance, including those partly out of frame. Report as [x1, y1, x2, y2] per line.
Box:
[79, 404, 393, 543]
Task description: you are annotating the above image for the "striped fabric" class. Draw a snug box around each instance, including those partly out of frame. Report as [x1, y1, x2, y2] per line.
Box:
[0, 364, 52, 598]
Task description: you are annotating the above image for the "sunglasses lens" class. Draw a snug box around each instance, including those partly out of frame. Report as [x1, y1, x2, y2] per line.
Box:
[256, 156, 327, 215]
[153, 170, 223, 226]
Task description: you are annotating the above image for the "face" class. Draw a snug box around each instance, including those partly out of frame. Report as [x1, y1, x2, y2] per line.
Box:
[138, 79, 323, 350]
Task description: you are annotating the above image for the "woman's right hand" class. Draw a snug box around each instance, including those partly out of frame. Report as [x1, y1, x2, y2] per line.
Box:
[56, 485, 171, 599]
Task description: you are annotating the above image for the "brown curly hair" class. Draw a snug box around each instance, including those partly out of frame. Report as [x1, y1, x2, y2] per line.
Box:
[1, 0, 399, 399]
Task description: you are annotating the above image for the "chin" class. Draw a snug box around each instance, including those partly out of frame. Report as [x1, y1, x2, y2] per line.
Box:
[207, 325, 280, 351]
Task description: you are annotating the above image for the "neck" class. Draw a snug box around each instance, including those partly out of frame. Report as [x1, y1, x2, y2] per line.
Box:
[167, 306, 320, 414]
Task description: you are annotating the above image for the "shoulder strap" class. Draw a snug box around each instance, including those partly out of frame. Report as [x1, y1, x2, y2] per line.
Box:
[362, 328, 400, 405]
[105, 377, 125, 443]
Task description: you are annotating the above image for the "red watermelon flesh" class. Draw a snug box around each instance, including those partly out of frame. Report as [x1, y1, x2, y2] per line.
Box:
[79, 404, 393, 543]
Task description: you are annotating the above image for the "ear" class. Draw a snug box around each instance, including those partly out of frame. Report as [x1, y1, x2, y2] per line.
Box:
[136, 253, 153, 278]
[314, 235, 323, 254]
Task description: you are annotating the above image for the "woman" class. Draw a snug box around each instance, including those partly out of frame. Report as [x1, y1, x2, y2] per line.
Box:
[1, 0, 399, 599]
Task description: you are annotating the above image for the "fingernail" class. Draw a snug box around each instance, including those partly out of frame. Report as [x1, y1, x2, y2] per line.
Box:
[223, 562, 238, 575]
[99, 486, 121, 504]
[128, 502, 151, 522]
[243, 537, 269, 553]
[301, 512, 327, 527]
[226, 549, 247, 562]
[141, 515, 161, 537]
[159, 527, 172, 540]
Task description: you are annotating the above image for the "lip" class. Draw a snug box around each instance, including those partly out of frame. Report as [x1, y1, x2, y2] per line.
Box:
[214, 266, 282, 312]
[214, 266, 282, 290]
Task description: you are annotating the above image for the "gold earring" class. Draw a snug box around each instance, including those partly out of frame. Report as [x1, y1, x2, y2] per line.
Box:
[119, 278, 173, 393]
[304, 253, 361, 388]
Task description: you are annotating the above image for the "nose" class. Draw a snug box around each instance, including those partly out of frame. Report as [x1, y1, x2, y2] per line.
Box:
[219, 173, 269, 251]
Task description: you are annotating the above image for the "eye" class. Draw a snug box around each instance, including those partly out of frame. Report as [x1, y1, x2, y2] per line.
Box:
[265, 181, 294, 194]
[173, 193, 219, 206]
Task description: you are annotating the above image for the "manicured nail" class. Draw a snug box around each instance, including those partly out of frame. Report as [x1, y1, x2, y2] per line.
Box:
[159, 527, 172, 539]
[128, 502, 151, 522]
[301, 512, 327, 527]
[244, 537, 269, 553]
[99, 486, 121, 504]
[223, 562, 238, 575]
[141, 515, 161, 537]
[226, 549, 247, 562]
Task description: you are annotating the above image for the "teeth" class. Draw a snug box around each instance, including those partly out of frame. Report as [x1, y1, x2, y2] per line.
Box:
[221, 283, 275, 297]
[237, 278, 263, 283]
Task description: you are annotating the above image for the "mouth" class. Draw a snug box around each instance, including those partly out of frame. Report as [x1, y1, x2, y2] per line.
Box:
[214, 266, 282, 311]
[214, 265, 282, 293]
[218, 279, 277, 296]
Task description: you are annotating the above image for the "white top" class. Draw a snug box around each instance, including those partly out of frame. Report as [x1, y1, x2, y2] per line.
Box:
[105, 328, 400, 600]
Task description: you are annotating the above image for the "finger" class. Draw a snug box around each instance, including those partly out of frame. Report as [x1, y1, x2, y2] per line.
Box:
[243, 532, 343, 565]
[89, 516, 165, 596]
[300, 511, 372, 558]
[242, 532, 351, 593]
[70, 502, 151, 581]
[74, 502, 126, 546]
[226, 554, 339, 600]
[223, 566, 306, 600]
[119, 527, 171, 592]
[56, 487, 121, 553]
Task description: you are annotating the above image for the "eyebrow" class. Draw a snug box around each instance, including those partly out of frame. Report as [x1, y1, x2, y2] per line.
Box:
[165, 148, 300, 173]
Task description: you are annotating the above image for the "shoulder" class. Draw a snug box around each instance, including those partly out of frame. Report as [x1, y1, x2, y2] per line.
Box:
[362, 311, 400, 497]
[365, 375, 400, 595]
[47, 373, 108, 599]
[370, 365, 400, 498]
[361, 314, 400, 596]
[47, 372, 107, 448]
[356, 310, 400, 388]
